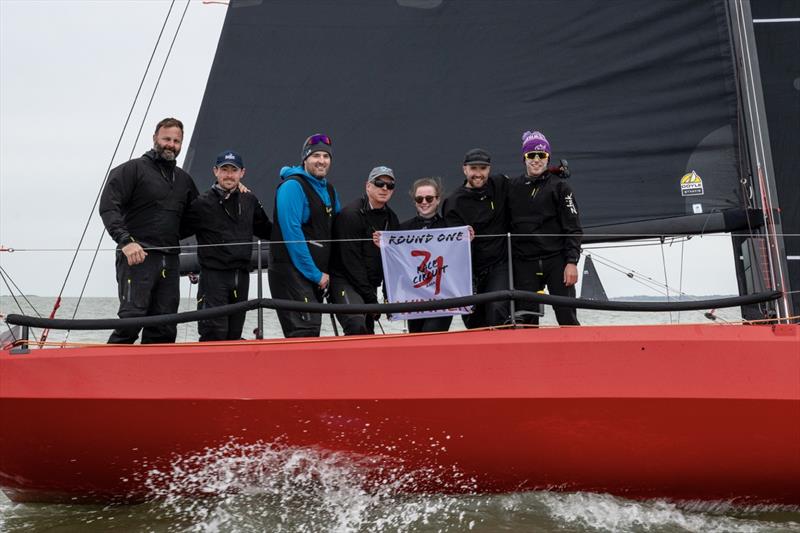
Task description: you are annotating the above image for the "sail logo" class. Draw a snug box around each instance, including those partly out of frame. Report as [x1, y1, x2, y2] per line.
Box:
[680, 171, 704, 197]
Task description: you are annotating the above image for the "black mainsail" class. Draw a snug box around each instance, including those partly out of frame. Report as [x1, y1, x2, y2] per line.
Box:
[184, 0, 796, 321]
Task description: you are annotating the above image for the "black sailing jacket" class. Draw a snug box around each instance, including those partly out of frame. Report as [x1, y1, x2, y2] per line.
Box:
[398, 213, 446, 231]
[507, 171, 582, 264]
[442, 174, 509, 274]
[330, 196, 399, 304]
[182, 185, 272, 270]
[99, 150, 198, 254]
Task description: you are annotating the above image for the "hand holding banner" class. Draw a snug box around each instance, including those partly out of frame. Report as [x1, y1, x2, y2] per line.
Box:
[379, 226, 473, 321]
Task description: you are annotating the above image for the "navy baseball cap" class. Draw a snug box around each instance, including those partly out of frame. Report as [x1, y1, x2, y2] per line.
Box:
[215, 150, 244, 169]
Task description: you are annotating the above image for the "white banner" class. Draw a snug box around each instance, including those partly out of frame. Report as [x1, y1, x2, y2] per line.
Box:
[380, 226, 473, 321]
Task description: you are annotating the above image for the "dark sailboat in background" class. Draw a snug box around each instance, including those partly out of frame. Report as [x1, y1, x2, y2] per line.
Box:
[1, 0, 798, 505]
[579, 255, 608, 302]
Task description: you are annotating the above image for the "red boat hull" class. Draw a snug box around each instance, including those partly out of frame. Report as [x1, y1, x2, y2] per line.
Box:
[1, 324, 798, 504]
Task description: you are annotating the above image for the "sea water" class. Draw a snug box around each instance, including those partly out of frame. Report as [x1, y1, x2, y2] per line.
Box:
[1, 296, 798, 533]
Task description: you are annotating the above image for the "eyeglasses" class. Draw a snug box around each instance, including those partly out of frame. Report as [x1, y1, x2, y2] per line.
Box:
[524, 151, 549, 161]
[414, 195, 438, 204]
[371, 178, 395, 190]
[304, 133, 332, 146]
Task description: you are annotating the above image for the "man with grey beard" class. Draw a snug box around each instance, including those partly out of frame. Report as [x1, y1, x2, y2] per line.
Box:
[99, 117, 199, 344]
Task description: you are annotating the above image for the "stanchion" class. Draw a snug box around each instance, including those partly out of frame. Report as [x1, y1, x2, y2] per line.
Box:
[10, 325, 30, 354]
[256, 240, 264, 339]
[507, 232, 516, 327]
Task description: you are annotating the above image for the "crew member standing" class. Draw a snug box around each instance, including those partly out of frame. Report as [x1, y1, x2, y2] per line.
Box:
[398, 177, 453, 333]
[182, 150, 272, 341]
[99, 117, 199, 344]
[268, 134, 341, 337]
[330, 166, 400, 335]
[508, 130, 582, 325]
[442, 148, 510, 328]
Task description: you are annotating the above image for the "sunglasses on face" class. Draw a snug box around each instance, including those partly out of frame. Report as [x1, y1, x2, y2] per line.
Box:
[524, 151, 550, 161]
[305, 133, 332, 146]
[415, 195, 438, 204]
[371, 178, 395, 190]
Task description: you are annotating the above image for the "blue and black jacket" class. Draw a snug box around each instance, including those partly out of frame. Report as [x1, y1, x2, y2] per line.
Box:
[269, 166, 341, 284]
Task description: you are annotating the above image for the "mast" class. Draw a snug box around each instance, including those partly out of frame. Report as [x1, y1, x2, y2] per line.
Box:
[727, 0, 793, 322]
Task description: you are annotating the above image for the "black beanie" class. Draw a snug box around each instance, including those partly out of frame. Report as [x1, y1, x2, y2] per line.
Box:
[301, 134, 333, 162]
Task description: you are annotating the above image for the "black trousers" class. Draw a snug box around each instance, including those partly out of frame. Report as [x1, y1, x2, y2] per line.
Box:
[513, 255, 579, 326]
[330, 276, 375, 335]
[108, 252, 180, 344]
[463, 259, 510, 329]
[197, 268, 250, 341]
[407, 315, 452, 333]
[268, 262, 323, 338]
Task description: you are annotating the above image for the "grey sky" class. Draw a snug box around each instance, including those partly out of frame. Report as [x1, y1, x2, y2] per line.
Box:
[0, 0, 739, 301]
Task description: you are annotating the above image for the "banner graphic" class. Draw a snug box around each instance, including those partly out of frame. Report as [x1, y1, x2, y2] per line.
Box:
[379, 226, 473, 321]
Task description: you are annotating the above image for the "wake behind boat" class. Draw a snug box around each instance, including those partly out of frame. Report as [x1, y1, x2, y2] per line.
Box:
[1, 0, 799, 509]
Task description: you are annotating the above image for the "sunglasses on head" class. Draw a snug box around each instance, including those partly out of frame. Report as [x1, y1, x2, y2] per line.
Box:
[305, 133, 332, 146]
[371, 178, 395, 190]
[524, 151, 550, 161]
[415, 195, 438, 204]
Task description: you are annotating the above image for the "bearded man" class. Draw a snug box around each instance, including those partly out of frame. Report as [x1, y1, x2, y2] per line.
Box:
[99, 117, 199, 343]
[442, 148, 511, 328]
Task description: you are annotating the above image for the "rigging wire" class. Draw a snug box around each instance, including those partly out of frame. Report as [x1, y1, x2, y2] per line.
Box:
[63, 0, 192, 345]
[587, 250, 688, 298]
[734, 0, 791, 319]
[0, 266, 43, 318]
[184, 276, 194, 342]
[677, 237, 686, 323]
[5, 233, 797, 253]
[591, 239, 742, 324]
[0, 267, 41, 340]
[584, 251, 737, 324]
[39, 0, 179, 346]
[583, 237, 692, 250]
[128, 0, 193, 158]
[6, 225, 778, 333]
[731, 0, 768, 314]
[72, 0, 190, 316]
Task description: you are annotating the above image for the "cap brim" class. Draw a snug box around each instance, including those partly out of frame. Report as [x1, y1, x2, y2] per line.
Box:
[464, 160, 491, 166]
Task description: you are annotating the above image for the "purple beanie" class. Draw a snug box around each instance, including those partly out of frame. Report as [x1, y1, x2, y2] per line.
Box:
[521, 130, 551, 155]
